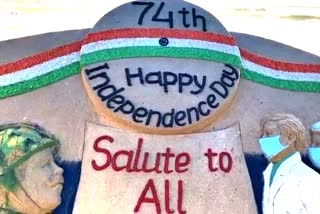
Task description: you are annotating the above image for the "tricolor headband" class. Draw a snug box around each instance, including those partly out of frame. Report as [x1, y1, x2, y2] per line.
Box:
[0, 33, 319, 100]
[80, 28, 242, 68]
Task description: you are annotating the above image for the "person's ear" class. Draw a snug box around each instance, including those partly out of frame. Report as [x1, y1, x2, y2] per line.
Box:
[287, 134, 297, 145]
[279, 135, 288, 145]
[279, 133, 293, 146]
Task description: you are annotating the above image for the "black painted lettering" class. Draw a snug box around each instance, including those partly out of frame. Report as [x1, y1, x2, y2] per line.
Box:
[87, 72, 111, 91]
[85, 63, 109, 76]
[125, 67, 144, 86]
[152, 2, 174, 28]
[106, 95, 125, 109]
[175, 111, 187, 126]
[178, 73, 193, 93]
[207, 94, 219, 109]
[209, 81, 228, 98]
[131, 1, 155, 25]
[146, 110, 162, 127]
[178, 8, 190, 28]
[97, 85, 125, 102]
[131, 2, 208, 31]
[198, 101, 210, 116]
[114, 100, 135, 114]
[223, 64, 239, 80]
[186, 107, 200, 124]
[163, 72, 177, 93]
[221, 73, 236, 87]
[132, 107, 148, 123]
[145, 71, 163, 85]
[191, 75, 207, 95]
[162, 108, 175, 128]
[192, 8, 207, 32]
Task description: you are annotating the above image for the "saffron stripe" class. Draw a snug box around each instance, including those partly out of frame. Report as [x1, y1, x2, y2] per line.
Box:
[0, 41, 82, 75]
[0, 32, 320, 99]
[0, 52, 79, 87]
[0, 62, 80, 99]
[83, 28, 236, 45]
[240, 49, 320, 73]
[241, 59, 320, 82]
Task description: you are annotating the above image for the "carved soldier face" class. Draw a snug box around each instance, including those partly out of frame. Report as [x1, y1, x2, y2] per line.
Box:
[16, 148, 64, 211]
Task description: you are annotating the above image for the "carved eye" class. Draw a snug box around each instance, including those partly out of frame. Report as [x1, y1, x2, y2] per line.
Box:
[159, 38, 169, 46]
[42, 160, 51, 168]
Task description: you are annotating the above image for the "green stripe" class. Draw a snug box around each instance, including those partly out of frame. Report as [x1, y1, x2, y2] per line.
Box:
[0, 62, 80, 99]
[1, 54, 319, 100]
[80, 46, 242, 68]
[241, 68, 320, 92]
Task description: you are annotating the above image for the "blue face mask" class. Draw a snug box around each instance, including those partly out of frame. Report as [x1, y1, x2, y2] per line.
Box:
[307, 148, 320, 169]
[258, 135, 288, 159]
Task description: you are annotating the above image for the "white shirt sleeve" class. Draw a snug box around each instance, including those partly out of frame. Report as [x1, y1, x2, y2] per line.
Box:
[298, 175, 320, 214]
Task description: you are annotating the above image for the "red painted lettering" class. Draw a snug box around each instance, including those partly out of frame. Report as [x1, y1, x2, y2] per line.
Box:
[162, 148, 175, 173]
[135, 179, 186, 213]
[175, 152, 191, 173]
[204, 149, 233, 173]
[111, 150, 134, 172]
[219, 151, 233, 173]
[132, 138, 143, 172]
[142, 152, 162, 173]
[165, 180, 174, 213]
[134, 179, 161, 214]
[92, 136, 191, 174]
[178, 180, 186, 214]
[91, 135, 113, 171]
[204, 149, 218, 172]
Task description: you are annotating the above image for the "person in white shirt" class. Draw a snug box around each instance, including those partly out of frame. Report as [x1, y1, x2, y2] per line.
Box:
[259, 113, 320, 214]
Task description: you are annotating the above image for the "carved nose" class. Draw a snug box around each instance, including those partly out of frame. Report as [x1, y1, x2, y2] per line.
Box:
[53, 163, 64, 175]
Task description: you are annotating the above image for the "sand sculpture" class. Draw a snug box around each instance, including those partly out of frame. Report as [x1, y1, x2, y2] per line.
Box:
[0, 0, 319, 213]
[0, 124, 63, 213]
[259, 113, 320, 213]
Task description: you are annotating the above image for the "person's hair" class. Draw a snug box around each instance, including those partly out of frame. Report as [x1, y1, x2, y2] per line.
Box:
[260, 113, 306, 153]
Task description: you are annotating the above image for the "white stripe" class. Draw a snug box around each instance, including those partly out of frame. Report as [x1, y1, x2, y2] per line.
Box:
[0, 52, 80, 87]
[80, 38, 240, 57]
[242, 59, 320, 82]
